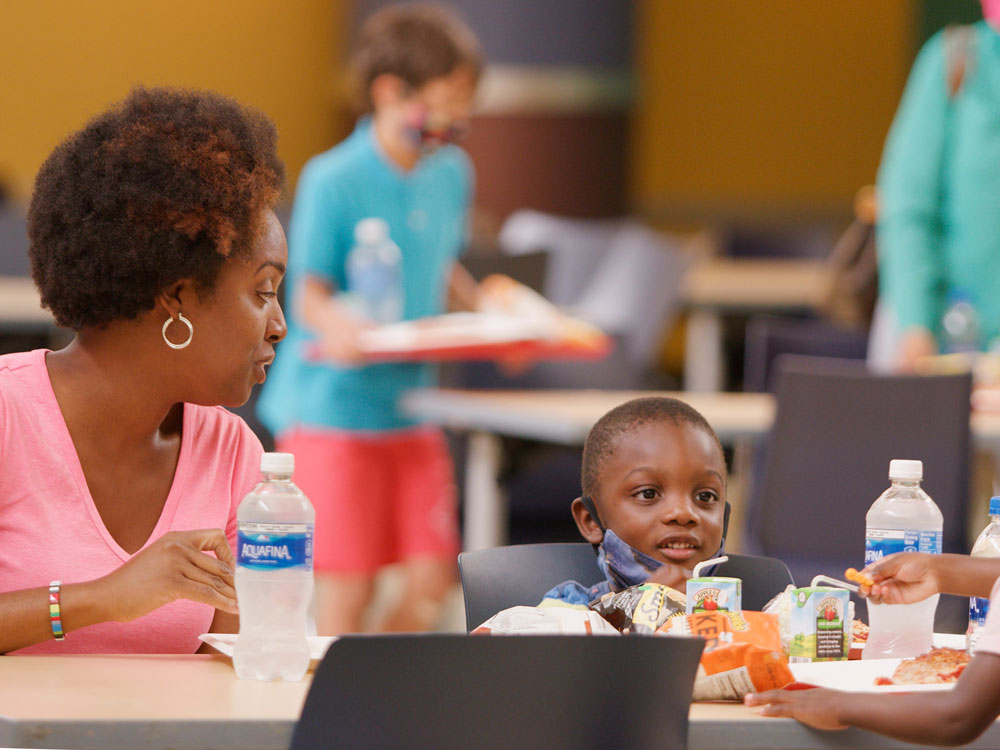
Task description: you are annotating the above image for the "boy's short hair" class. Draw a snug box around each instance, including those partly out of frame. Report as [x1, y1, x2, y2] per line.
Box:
[352, 3, 483, 109]
[581, 397, 725, 499]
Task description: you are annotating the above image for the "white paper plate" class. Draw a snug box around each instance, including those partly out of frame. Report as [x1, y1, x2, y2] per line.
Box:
[198, 633, 337, 661]
[791, 633, 967, 693]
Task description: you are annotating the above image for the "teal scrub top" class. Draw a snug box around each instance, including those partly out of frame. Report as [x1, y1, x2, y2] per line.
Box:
[877, 22, 1000, 346]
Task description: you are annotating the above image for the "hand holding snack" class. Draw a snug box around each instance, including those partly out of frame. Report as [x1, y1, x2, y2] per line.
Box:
[858, 552, 941, 605]
[844, 567, 874, 592]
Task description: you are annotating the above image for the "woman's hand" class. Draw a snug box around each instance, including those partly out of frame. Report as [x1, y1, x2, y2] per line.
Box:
[98, 529, 238, 622]
[896, 327, 937, 373]
[861, 552, 940, 604]
[745, 688, 848, 730]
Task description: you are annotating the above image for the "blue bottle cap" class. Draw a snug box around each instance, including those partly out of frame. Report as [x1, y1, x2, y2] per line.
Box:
[990, 496, 1000, 516]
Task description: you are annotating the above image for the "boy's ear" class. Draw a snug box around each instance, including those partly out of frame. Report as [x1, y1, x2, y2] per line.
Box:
[370, 73, 407, 109]
[571, 496, 604, 545]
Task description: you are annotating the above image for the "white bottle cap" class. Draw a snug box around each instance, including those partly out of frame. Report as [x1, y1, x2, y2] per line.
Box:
[260, 452, 294, 474]
[888, 459, 922, 481]
[354, 217, 389, 245]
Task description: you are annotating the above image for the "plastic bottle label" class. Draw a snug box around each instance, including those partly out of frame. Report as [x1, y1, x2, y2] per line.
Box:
[865, 528, 942, 565]
[970, 597, 990, 629]
[237, 522, 313, 571]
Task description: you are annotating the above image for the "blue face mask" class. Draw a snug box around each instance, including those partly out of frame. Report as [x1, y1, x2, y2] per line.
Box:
[596, 529, 727, 591]
[582, 495, 728, 591]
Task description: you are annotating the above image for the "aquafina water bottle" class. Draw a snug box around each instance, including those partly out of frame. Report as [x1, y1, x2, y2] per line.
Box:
[233, 452, 314, 681]
[967, 496, 1000, 654]
[345, 217, 403, 325]
[863, 459, 942, 660]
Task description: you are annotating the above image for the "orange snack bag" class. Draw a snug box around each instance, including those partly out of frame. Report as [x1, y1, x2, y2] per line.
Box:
[658, 610, 794, 701]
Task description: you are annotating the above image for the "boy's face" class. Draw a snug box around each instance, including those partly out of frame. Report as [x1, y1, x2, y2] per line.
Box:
[375, 66, 477, 153]
[573, 420, 726, 578]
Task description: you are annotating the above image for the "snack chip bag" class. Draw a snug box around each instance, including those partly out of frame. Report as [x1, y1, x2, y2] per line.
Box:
[589, 583, 687, 634]
[657, 610, 793, 700]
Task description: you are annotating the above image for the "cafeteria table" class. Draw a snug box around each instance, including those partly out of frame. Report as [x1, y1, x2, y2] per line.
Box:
[2, 653, 997, 750]
[402, 388, 1000, 551]
[681, 258, 834, 392]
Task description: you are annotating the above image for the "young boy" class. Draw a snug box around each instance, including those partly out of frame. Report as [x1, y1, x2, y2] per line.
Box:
[746, 551, 1000, 745]
[542, 396, 729, 607]
[257, 4, 485, 634]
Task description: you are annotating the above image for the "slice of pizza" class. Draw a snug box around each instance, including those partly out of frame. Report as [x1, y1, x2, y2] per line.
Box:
[875, 647, 970, 686]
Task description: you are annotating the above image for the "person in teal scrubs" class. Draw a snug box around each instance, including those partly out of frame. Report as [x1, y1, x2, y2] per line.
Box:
[874, 8, 1000, 371]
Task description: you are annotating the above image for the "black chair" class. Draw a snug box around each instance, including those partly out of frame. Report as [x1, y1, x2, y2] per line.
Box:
[290, 634, 704, 750]
[742, 314, 869, 393]
[458, 542, 795, 630]
[748, 355, 971, 631]
[459, 542, 598, 630]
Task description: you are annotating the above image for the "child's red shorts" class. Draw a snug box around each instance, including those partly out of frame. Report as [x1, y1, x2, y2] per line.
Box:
[276, 426, 460, 575]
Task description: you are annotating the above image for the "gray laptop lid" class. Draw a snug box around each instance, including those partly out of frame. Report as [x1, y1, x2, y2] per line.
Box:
[291, 633, 705, 750]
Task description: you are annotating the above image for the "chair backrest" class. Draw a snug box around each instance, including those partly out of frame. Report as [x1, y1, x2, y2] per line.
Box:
[459, 543, 794, 630]
[752, 354, 972, 589]
[459, 542, 600, 631]
[713, 553, 794, 608]
[290, 634, 704, 750]
[742, 315, 869, 393]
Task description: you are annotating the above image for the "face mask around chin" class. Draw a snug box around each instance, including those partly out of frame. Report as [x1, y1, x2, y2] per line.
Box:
[402, 108, 466, 153]
[596, 528, 726, 591]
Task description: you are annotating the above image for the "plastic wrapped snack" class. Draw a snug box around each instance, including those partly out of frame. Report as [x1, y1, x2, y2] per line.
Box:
[589, 583, 687, 634]
[473, 606, 621, 635]
[658, 610, 794, 701]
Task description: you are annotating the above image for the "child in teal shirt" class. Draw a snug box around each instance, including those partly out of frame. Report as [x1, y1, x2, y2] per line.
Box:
[258, 4, 485, 634]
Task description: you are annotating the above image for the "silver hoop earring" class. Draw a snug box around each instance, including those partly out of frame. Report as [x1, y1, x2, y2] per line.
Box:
[162, 313, 194, 350]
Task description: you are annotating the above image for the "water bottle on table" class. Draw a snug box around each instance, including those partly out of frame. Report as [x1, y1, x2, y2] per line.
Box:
[234, 452, 315, 681]
[346, 217, 403, 325]
[967, 496, 1000, 654]
[863, 459, 943, 660]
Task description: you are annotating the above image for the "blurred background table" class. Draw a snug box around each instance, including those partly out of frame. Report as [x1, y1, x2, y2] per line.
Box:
[681, 258, 834, 392]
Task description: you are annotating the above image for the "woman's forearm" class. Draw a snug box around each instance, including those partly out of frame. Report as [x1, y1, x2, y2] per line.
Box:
[0, 578, 112, 653]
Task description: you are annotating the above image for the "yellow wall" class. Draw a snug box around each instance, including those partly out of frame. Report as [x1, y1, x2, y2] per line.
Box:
[0, 0, 348, 201]
[631, 1, 914, 223]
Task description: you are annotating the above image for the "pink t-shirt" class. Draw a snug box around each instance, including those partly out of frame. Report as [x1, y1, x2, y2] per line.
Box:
[972, 576, 1000, 656]
[0, 349, 263, 654]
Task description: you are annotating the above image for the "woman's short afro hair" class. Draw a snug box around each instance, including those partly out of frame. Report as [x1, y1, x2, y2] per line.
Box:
[28, 86, 284, 330]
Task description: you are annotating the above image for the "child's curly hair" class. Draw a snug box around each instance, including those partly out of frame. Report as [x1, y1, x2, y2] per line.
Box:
[28, 86, 284, 330]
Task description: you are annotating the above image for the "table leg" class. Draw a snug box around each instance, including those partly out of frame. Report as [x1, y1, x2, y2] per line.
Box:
[464, 431, 508, 550]
[684, 309, 725, 392]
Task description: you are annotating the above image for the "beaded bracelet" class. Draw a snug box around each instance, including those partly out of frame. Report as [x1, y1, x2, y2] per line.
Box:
[48, 580, 65, 641]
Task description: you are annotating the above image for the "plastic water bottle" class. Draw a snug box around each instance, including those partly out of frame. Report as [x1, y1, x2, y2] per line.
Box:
[967, 496, 1000, 654]
[941, 291, 981, 354]
[233, 452, 315, 681]
[863, 459, 943, 660]
[345, 217, 403, 325]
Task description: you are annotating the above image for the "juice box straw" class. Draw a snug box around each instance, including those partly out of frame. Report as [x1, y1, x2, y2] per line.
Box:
[692, 555, 729, 579]
[810, 574, 859, 593]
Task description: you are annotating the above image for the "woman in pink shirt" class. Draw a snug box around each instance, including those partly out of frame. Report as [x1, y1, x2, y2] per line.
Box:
[0, 87, 287, 653]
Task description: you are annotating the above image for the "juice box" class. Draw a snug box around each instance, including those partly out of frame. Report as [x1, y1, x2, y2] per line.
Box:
[686, 577, 742, 614]
[788, 586, 850, 662]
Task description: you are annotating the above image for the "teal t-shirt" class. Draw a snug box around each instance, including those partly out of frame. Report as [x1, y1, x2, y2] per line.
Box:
[257, 120, 472, 434]
[877, 22, 1000, 346]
